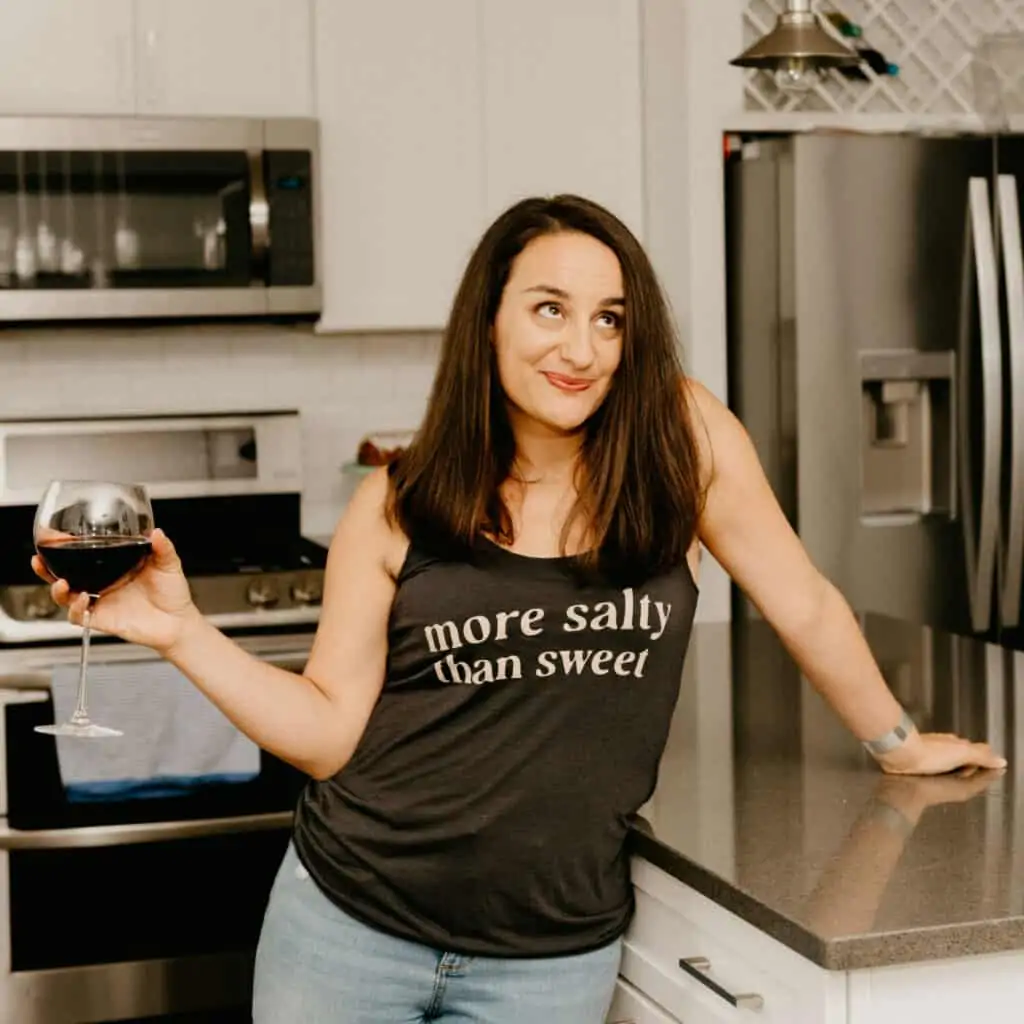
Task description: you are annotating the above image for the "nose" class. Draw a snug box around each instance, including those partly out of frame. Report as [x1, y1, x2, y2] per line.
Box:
[559, 320, 597, 370]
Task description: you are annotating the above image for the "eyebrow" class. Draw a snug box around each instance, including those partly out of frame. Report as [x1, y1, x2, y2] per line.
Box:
[523, 284, 625, 307]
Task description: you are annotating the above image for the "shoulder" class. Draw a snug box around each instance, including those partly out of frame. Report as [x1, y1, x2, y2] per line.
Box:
[332, 467, 410, 579]
[679, 376, 727, 490]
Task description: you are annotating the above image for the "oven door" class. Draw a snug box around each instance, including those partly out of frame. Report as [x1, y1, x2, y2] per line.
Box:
[0, 637, 310, 1023]
[0, 116, 320, 322]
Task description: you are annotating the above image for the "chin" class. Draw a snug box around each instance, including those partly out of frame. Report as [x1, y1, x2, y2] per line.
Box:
[508, 388, 606, 435]
[531, 402, 597, 435]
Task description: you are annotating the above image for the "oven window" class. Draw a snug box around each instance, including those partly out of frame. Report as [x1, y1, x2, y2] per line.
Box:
[8, 829, 290, 971]
[4, 699, 306, 832]
[0, 150, 252, 290]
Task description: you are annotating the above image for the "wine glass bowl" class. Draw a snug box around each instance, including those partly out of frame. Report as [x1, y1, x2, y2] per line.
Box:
[33, 481, 154, 738]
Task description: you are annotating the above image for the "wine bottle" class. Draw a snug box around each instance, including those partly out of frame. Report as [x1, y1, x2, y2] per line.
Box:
[824, 12, 863, 39]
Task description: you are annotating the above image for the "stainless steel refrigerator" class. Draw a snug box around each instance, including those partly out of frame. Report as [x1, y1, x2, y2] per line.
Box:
[726, 132, 1024, 650]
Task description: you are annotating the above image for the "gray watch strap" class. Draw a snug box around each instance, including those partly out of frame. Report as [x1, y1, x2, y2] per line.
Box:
[862, 709, 917, 757]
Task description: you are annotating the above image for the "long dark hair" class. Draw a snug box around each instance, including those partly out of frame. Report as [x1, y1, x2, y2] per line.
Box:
[389, 194, 706, 581]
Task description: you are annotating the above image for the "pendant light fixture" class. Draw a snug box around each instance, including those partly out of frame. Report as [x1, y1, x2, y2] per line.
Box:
[730, 0, 858, 94]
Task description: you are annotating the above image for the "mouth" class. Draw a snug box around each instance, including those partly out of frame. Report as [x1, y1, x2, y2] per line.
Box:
[541, 371, 595, 393]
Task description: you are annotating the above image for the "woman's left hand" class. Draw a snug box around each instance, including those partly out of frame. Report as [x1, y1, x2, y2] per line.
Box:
[876, 731, 1007, 776]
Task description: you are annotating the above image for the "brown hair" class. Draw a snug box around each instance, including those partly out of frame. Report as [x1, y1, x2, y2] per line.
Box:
[389, 194, 705, 582]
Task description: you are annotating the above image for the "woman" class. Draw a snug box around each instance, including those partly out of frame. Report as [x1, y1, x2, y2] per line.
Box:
[35, 195, 1005, 1023]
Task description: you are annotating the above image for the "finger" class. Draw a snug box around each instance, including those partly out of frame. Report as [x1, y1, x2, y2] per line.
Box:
[952, 743, 1006, 772]
[31, 555, 56, 583]
[973, 745, 1008, 770]
[49, 578, 71, 607]
[67, 592, 90, 626]
[150, 528, 183, 572]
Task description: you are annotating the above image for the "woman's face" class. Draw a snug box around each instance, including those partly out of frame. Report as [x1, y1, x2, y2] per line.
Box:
[492, 231, 624, 437]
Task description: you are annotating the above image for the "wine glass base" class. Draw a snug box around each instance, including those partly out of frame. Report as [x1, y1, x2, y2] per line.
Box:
[34, 723, 123, 738]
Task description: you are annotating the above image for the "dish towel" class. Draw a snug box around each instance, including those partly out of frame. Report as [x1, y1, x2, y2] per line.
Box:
[51, 659, 260, 803]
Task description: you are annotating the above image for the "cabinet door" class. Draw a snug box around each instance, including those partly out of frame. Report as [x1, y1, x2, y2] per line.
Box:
[849, 951, 1024, 1024]
[135, 0, 313, 117]
[628, 860, 847, 1024]
[313, 0, 484, 332]
[0, 1, 135, 115]
[607, 977, 681, 1023]
[481, 0, 644, 237]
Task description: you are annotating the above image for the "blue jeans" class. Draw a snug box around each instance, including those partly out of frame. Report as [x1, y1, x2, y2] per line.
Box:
[252, 842, 622, 1023]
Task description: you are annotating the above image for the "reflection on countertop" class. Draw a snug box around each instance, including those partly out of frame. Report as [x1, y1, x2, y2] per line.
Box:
[632, 613, 1024, 970]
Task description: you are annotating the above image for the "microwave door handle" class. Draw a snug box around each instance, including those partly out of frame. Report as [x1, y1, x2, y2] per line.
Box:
[247, 149, 270, 284]
[960, 178, 1003, 634]
[998, 175, 1024, 629]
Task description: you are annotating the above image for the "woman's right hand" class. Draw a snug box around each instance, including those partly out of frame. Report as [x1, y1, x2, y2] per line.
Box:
[32, 528, 200, 655]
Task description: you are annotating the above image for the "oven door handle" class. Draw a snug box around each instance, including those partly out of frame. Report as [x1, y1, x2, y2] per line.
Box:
[0, 810, 293, 850]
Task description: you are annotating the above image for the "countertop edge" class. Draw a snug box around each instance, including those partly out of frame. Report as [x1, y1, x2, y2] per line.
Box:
[627, 829, 1024, 972]
[627, 829, 831, 968]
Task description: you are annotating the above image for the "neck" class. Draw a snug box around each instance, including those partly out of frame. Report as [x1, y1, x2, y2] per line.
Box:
[507, 407, 582, 483]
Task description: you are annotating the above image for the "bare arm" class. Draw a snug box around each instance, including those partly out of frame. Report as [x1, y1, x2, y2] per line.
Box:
[161, 468, 397, 780]
[687, 380, 1005, 774]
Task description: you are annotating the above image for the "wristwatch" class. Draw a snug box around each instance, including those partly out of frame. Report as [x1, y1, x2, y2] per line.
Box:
[862, 709, 917, 758]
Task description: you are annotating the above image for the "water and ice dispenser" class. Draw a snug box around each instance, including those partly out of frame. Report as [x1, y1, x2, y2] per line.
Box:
[859, 350, 956, 519]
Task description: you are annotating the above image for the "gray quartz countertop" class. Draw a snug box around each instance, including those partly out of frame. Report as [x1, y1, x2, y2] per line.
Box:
[635, 613, 1024, 971]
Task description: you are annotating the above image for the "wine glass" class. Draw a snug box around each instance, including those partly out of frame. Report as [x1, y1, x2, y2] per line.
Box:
[33, 481, 155, 738]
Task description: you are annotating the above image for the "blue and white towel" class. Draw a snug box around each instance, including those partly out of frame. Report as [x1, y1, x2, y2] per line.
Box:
[51, 658, 260, 803]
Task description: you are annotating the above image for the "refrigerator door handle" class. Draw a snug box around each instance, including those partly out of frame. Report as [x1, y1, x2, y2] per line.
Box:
[959, 178, 1003, 634]
[998, 175, 1024, 628]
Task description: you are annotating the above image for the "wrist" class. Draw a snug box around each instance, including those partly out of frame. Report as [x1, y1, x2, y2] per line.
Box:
[160, 603, 207, 662]
[872, 724, 926, 773]
[861, 708, 918, 763]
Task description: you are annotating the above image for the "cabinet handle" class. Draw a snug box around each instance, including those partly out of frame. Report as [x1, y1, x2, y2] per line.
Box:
[678, 957, 764, 1012]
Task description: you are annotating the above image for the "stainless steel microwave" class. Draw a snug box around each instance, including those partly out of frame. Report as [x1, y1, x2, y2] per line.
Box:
[0, 116, 320, 322]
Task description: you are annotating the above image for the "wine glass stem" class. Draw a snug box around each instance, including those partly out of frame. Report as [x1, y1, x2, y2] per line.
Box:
[70, 598, 96, 727]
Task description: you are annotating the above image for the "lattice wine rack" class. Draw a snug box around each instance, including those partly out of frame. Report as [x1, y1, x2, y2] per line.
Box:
[743, 0, 1024, 119]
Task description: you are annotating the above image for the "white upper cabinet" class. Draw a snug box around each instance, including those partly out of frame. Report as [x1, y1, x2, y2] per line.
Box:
[481, 0, 645, 238]
[135, 0, 314, 117]
[0, 1, 312, 119]
[315, 0, 646, 331]
[0, 1, 136, 115]
[313, 0, 485, 333]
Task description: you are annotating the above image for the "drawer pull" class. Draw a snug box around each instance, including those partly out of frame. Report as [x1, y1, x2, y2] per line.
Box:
[678, 957, 764, 1012]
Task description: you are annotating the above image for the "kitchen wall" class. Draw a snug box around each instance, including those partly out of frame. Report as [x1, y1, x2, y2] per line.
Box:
[0, 326, 442, 538]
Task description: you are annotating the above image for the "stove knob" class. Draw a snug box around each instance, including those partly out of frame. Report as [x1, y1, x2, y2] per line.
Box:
[23, 590, 59, 620]
[245, 581, 280, 609]
[290, 579, 323, 606]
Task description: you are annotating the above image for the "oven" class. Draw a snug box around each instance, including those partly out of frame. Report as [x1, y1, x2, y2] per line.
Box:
[0, 115, 319, 323]
[0, 412, 326, 1022]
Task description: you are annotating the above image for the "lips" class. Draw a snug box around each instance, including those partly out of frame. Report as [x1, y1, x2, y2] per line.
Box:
[542, 371, 595, 393]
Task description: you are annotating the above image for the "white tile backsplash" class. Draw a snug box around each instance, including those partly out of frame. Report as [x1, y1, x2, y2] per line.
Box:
[0, 323, 442, 537]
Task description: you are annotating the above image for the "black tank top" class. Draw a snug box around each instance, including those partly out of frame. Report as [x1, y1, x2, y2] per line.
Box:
[293, 538, 698, 957]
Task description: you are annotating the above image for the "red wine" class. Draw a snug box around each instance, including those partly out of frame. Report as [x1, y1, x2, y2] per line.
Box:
[37, 536, 152, 595]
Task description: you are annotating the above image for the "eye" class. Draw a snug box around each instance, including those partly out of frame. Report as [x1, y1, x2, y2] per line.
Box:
[536, 302, 563, 320]
[596, 310, 622, 329]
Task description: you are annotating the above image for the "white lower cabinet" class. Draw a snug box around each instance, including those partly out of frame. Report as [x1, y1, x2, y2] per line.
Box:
[607, 976, 680, 1023]
[847, 950, 1024, 1023]
[625, 857, 1024, 1024]
[624, 859, 847, 1024]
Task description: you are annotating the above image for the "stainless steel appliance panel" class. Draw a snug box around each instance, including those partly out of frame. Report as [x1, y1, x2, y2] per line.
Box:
[728, 134, 991, 635]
